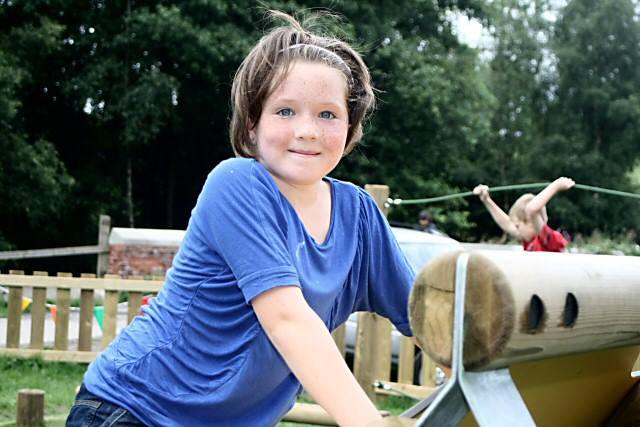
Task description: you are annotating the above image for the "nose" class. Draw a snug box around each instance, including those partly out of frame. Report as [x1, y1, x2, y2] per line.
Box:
[294, 114, 320, 141]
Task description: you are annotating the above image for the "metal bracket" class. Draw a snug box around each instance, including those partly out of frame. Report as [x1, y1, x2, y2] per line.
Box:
[409, 252, 536, 427]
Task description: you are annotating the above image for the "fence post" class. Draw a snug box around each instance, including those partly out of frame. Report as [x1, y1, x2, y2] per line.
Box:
[30, 271, 48, 350]
[96, 214, 111, 277]
[78, 273, 96, 352]
[6, 270, 25, 349]
[16, 389, 45, 427]
[353, 184, 393, 402]
[54, 273, 71, 351]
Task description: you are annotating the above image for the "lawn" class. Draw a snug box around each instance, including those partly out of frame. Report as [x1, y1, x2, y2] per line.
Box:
[0, 357, 86, 426]
[0, 356, 415, 426]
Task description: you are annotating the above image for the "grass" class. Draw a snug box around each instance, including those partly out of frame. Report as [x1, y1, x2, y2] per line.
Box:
[0, 357, 87, 425]
[0, 356, 415, 426]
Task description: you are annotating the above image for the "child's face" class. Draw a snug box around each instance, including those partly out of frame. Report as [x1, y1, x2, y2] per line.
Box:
[513, 218, 537, 242]
[249, 61, 349, 188]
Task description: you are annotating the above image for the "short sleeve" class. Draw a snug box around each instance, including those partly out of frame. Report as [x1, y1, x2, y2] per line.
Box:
[356, 192, 415, 337]
[192, 159, 299, 303]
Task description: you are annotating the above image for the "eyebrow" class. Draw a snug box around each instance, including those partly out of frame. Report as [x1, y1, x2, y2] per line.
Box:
[270, 98, 347, 110]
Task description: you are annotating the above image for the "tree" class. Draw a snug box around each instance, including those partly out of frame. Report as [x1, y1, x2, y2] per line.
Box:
[547, 0, 640, 234]
[469, 0, 556, 239]
[0, 10, 73, 253]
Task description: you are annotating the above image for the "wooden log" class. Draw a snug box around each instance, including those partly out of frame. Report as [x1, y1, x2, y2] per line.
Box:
[30, 272, 48, 350]
[54, 273, 72, 351]
[101, 289, 118, 348]
[409, 250, 640, 370]
[16, 388, 45, 426]
[282, 403, 390, 426]
[331, 323, 346, 358]
[282, 402, 337, 425]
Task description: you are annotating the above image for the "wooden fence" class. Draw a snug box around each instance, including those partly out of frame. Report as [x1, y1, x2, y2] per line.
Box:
[0, 215, 111, 276]
[0, 270, 435, 402]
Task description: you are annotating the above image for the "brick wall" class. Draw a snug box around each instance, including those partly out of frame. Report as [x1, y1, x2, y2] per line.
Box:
[108, 244, 178, 278]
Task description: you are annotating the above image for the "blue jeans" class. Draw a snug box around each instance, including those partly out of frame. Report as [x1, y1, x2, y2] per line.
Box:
[66, 384, 146, 427]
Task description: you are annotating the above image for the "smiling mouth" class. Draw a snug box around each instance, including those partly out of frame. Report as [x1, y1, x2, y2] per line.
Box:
[288, 149, 320, 156]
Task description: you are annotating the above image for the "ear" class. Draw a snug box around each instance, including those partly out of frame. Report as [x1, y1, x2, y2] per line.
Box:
[247, 120, 256, 144]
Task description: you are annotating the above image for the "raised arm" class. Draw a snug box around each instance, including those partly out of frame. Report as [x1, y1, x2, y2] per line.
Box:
[252, 286, 382, 427]
[473, 184, 520, 239]
[524, 177, 575, 231]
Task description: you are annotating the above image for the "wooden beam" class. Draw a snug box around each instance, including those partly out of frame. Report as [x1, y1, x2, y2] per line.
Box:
[96, 215, 111, 277]
[331, 324, 346, 358]
[409, 250, 640, 370]
[0, 274, 163, 292]
[0, 245, 107, 260]
[281, 403, 390, 426]
[127, 291, 142, 324]
[0, 348, 97, 363]
[353, 184, 393, 401]
[374, 380, 435, 400]
[397, 336, 414, 384]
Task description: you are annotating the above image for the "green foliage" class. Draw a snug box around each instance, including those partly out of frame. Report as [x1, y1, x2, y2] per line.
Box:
[0, 0, 639, 263]
[545, 0, 640, 235]
[571, 232, 640, 256]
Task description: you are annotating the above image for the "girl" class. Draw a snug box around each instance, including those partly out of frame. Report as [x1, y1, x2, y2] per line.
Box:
[67, 11, 415, 427]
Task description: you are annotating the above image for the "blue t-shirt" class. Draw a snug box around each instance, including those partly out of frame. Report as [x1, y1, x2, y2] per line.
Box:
[83, 158, 414, 426]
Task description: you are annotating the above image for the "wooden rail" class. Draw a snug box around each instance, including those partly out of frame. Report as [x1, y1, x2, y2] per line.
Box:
[1, 269, 430, 395]
[1, 271, 163, 361]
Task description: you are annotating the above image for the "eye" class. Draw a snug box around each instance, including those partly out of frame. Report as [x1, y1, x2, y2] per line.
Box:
[276, 108, 294, 117]
[319, 111, 336, 119]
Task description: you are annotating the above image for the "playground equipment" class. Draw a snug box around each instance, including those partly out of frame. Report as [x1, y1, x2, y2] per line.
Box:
[377, 250, 640, 426]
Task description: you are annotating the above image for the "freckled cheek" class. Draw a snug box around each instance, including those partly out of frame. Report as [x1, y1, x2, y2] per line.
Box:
[324, 124, 349, 147]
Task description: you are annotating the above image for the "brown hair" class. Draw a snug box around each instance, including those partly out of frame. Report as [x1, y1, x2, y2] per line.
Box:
[229, 10, 375, 158]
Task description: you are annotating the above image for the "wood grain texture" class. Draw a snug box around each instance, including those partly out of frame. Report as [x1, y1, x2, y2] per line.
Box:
[410, 250, 640, 370]
[409, 250, 514, 369]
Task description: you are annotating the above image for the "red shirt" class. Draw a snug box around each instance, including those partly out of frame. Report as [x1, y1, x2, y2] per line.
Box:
[523, 224, 568, 252]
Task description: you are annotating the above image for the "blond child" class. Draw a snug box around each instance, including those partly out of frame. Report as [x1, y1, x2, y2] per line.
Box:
[473, 177, 575, 251]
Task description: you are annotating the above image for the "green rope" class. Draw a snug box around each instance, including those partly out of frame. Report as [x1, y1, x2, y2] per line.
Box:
[388, 182, 640, 206]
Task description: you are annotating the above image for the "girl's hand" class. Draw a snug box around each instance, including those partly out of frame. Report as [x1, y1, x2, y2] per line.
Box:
[473, 184, 490, 202]
[553, 177, 575, 191]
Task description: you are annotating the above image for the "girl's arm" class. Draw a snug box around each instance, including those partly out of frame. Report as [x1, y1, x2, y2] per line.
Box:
[524, 177, 575, 232]
[252, 286, 381, 427]
[473, 185, 520, 239]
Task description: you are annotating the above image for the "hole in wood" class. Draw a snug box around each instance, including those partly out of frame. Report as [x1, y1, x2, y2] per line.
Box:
[562, 292, 579, 327]
[528, 294, 545, 334]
